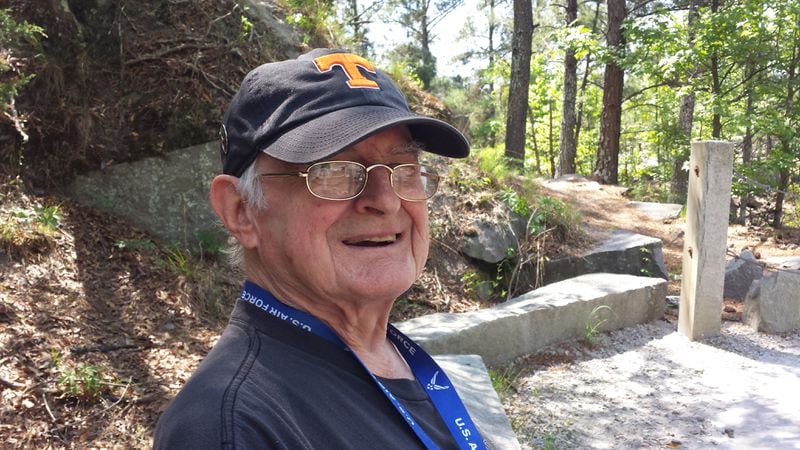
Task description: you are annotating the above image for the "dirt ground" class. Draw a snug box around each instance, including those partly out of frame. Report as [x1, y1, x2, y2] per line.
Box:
[1, 175, 798, 448]
[540, 177, 800, 297]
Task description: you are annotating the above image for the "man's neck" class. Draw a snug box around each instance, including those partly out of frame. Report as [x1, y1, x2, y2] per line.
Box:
[248, 277, 414, 380]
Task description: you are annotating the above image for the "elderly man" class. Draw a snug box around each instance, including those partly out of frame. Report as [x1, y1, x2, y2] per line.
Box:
[154, 48, 488, 449]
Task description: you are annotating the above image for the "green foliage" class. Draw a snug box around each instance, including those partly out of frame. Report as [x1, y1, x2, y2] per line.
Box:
[387, 43, 436, 90]
[0, 8, 44, 114]
[784, 185, 800, 228]
[583, 305, 614, 343]
[114, 238, 157, 250]
[448, 164, 492, 193]
[499, 187, 531, 217]
[639, 247, 653, 277]
[383, 52, 426, 90]
[239, 13, 254, 40]
[625, 180, 670, 203]
[584, 305, 614, 343]
[535, 195, 582, 238]
[57, 363, 118, 402]
[475, 146, 515, 181]
[488, 365, 519, 402]
[461, 270, 481, 293]
[283, 0, 340, 46]
[195, 230, 226, 256]
[32, 205, 62, 233]
[161, 245, 197, 277]
[2, 203, 61, 249]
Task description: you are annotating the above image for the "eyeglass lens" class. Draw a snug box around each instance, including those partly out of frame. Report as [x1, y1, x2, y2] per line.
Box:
[305, 162, 438, 201]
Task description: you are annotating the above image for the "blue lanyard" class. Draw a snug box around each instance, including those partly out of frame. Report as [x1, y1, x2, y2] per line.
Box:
[239, 281, 486, 450]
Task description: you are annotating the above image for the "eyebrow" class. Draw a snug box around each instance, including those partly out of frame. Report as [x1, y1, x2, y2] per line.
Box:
[390, 141, 425, 156]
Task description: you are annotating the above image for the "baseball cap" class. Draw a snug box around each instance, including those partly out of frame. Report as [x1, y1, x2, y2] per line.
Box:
[219, 48, 470, 176]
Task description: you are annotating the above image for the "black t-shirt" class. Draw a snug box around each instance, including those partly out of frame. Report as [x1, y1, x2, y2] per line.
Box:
[153, 300, 460, 449]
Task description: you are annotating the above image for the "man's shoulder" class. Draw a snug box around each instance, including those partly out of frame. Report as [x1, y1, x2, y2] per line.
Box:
[153, 320, 257, 448]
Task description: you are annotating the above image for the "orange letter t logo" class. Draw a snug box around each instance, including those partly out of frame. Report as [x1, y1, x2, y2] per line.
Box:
[314, 53, 380, 89]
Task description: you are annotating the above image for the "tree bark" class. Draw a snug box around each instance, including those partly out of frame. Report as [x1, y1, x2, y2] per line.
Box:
[555, 0, 578, 177]
[738, 76, 754, 224]
[710, 0, 723, 138]
[773, 18, 800, 228]
[594, 0, 625, 185]
[504, 0, 533, 164]
[669, 93, 695, 202]
[668, 0, 701, 203]
[574, 0, 602, 146]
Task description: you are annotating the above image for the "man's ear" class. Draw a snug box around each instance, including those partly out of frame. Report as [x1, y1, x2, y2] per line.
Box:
[209, 175, 259, 249]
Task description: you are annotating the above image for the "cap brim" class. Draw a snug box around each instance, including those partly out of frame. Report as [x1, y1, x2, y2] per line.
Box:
[259, 105, 469, 163]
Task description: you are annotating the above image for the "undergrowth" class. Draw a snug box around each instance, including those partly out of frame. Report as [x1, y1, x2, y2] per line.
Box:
[447, 148, 585, 302]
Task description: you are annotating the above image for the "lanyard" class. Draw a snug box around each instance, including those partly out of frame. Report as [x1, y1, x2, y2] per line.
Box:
[239, 281, 486, 450]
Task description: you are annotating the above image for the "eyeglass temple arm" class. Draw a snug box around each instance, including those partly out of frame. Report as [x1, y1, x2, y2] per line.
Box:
[258, 172, 308, 178]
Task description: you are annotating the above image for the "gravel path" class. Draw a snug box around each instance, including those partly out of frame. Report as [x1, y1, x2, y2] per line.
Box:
[504, 320, 800, 449]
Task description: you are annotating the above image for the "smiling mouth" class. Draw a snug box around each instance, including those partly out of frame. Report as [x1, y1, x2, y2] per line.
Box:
[343, 234, 399, 247]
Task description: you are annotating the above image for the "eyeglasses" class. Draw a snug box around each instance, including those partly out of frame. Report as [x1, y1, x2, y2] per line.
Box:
[258, 161, 440, 201]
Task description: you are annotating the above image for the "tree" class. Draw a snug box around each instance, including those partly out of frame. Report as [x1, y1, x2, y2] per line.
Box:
[669, 0, 701, 204]
[555, 0, 578, 176]
[387, 0, 463, 89]
[594, 0, 625, 185]
[0, 8, 43, 174]
[340, 0, 382, 55]
[504, 0, 533, 163]
[574, 0, 603, 147]
[454, 0, 510, 147]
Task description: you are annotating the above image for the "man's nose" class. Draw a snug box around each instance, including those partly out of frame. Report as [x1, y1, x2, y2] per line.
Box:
[353, 165, 401, 214]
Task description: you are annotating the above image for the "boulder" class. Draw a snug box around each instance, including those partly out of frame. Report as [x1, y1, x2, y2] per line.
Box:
[543, 229, 668, 284]
[460, 205, 526, 264]
[628, 201, 683, 221]
[460, 219, 517, 264]
[764, 256, 800, 272]
[63, 141, 225, 249]
[744, 270, 800, 333]
[723, 250, 764, 300]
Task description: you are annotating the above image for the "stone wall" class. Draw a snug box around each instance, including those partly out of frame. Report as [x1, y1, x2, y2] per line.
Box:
[63, 141, 225, 249]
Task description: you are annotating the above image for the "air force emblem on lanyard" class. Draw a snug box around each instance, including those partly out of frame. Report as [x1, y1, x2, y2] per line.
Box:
[427, 371, 451, 391]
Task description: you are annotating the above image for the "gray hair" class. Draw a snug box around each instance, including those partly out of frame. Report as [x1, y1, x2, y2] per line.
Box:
[237, 160, 267, 210]
[225, 160, 266, 271]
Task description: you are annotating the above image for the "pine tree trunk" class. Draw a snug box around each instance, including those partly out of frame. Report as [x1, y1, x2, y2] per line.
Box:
[594, 0, 625, 185]
[668, 0, 701, 203]
[504, 0, 533, 164]
[555, 0, 578, 177]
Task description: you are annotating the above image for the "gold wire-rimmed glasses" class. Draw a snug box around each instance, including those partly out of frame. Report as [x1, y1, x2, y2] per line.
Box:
[258, 161, 440, 201]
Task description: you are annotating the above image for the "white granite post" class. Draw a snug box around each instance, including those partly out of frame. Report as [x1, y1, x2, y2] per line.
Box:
[679, 141, 734, 340]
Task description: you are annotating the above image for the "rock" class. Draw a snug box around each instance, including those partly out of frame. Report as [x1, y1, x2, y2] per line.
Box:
[64, 141, 225, 250]
[764, 256, 800, 271]
[723, 250, 764, 300]
[666, 295, 680, 309]
[460, 210, 521, 264]
[460, 220, 515, 263]
[744, 270, 800, 333]
[543, 230, 668, 284]
[398, 273, 667, 366]
[628, 201, 683, 221]
[435, 355, 521, 449]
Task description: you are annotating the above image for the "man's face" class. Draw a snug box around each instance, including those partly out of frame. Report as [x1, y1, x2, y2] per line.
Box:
[247, 126, 430, 306]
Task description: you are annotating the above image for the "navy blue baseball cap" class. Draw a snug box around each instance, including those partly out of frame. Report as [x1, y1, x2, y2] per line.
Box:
[220, 48, 470, 176]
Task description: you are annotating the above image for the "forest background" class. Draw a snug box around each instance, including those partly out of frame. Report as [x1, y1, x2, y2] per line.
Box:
[2, 0, 800, 226]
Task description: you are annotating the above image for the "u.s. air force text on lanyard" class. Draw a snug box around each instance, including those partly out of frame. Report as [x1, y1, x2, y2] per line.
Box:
[240, 281, 487, 450]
